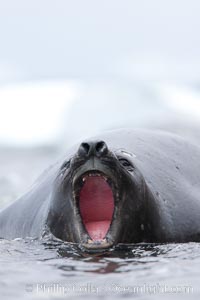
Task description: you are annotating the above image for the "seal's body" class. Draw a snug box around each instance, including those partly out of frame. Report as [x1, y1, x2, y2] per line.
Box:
[0, 129, 200, 250]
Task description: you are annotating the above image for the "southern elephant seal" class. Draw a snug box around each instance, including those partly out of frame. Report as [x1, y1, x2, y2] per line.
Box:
[0, 129, 200, 250]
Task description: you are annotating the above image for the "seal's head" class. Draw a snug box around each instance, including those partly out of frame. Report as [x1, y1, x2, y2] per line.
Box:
[48, 140, 150, 251]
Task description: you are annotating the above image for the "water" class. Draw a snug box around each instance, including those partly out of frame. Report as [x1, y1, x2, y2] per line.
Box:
[0, 239, 199, 299]
[0, 148, 200, 299]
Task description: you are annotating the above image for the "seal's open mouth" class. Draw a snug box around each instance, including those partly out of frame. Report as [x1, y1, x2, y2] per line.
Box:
[77, 172, 114, 242]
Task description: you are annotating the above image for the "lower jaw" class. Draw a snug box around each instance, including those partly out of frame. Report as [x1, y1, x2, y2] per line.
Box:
[81, 237, 114, 251]
[84, 220, 111, 241]
[79, 223, 115, 251]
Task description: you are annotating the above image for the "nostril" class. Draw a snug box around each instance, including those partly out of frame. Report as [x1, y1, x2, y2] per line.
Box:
[95, 141, 108, 155]
[78, 142, 90, 156]
[78, 140, 108, 157]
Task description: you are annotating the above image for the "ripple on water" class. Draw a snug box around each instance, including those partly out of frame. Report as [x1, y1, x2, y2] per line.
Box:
[0, 239, 200, 299]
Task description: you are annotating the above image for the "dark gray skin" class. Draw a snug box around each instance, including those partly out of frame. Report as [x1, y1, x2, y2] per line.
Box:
[0, 129, 200, 250]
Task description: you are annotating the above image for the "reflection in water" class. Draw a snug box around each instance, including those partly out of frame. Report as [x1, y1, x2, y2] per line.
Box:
[43, 239, 181, 275]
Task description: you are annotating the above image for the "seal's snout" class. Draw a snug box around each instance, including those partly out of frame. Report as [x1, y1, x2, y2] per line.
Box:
[78, 140, 108, 158]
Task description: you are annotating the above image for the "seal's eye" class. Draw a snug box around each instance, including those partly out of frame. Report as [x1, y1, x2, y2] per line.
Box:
[118, 158, 134, 172]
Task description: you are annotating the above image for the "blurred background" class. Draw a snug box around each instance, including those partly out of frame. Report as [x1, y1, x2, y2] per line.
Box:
[0, 0, 200, 205]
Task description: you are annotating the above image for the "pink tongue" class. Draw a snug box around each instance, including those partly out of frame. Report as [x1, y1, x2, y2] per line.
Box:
[79, 176, 114, 241]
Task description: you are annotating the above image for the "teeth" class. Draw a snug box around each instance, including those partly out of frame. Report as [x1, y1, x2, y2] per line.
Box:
[87, 238, 107, 244]
[82, 173, 107, 178]
[80, 172, 109, 182]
